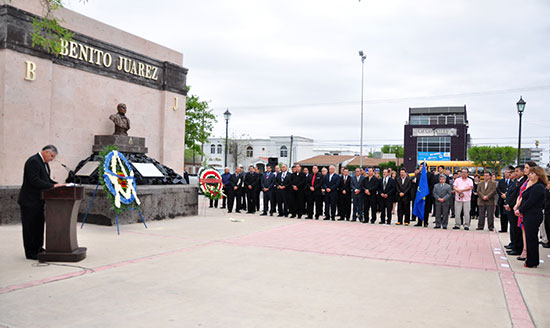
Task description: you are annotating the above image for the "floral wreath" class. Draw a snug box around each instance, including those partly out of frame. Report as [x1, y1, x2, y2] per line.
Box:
[98, 146, 141, 214]
[199, 169, 225, 200]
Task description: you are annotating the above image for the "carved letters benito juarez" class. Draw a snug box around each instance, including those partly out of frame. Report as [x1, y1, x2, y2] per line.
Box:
[60, 39, 159, 81]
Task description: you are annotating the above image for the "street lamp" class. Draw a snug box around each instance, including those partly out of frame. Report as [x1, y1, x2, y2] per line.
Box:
[358, 50, 366, 168]
[516, 96, 526, 165]
[223, 109, 232, 167]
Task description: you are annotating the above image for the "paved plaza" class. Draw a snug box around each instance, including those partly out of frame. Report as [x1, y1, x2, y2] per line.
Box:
[1, 199, 549, 328]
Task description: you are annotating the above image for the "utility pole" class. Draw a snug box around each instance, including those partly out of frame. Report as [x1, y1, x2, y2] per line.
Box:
[358, 51, 366, 168]
[289, 135, 294, 166]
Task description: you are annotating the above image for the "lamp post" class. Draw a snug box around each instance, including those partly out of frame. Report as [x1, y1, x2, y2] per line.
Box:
[358, 50, 366, 168]
[516, 96, 526, 165]
[223, 109, 232, 168]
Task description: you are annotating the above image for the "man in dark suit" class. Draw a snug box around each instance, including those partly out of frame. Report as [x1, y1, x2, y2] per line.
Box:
[362, 168, 379, 223]
[289, 164, 306, 218]
[379, 169, 396, 224]
[350, 168, 364, 222]
[183, 166, 190, 184]
[254, 167, 262, 212]
[244, 165, 259, 214]
[323, 165, 341, 221]
[227, 166, 244, 213]
[260, 165, 276, 216]
[414, 164, 435, 227]
[396, 168, 412, 225]
[271, 165, 280, 216]
[306, 165, 324, 219]
[275, 164, 292, 217]
[18, 145, 63, 260]
[497, 169, 512, 233]
[303, 167, 310, 215]
[238, 165, 247, 212]
[338, 168, 352, 221]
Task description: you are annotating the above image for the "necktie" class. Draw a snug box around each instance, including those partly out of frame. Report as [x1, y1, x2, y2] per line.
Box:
[312, 173, 316, 187]
[383, 178, 387, 189]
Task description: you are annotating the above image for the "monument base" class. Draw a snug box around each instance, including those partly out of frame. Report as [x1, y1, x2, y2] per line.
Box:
[77, 184, 198, 226]
[92, 135, 148, 154]
[38, 247, 87, 263]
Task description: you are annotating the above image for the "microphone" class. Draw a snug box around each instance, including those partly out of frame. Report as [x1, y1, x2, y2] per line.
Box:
[57, 161, 81, 185]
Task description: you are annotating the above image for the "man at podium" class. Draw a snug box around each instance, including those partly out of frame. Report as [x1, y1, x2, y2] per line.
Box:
[17, 145, 65, 260]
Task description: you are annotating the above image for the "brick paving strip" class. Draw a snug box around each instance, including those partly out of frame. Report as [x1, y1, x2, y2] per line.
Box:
[1, 219, 546, 328]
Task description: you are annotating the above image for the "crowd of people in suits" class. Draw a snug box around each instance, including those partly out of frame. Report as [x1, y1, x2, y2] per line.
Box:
[210, 161, 550, 269]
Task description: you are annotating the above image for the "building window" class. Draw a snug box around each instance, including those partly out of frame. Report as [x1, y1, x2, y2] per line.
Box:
[210, 144, 216, 154]
[246, 146, 253, 157]
[217, 144, 222, 154]
[410, 116, 429, 125]
[280, 145, 288, 157]
[417, 137, 451, 153]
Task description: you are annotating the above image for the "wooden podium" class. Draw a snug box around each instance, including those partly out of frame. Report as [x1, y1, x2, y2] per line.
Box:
[38, 186, 87, 262]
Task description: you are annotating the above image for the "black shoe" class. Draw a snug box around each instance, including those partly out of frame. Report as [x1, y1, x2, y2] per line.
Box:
[451, 215, 455, 218]
[284, 214, 289, 217]
[411, 218, 416, 221]
[236, 210, 241, 213]
[260, 213, 267, 216]
[507, 251, 521, 255]
[331, 218, 335, 221]
[298, 216, 302, 219]
[443, 226, 448, 230]
[277, 214, 284, 217]
[220, 206, 226, 209]
[323, 217, 330, 220]
[209, 206, 213, 208]
[414, 223, 422, 227]
[504, 245, 513, 249]
[26, 254, 38, 260]
[498, 230, 506, 233]
[379, 221, 385, 224]
[489, 228, 494, 232]
[516, 256, 526, 261]
[542, 243, 550, 248]
[452, 226, 460, 230]
[476, 228, 483, 231]
[290, 215, 296, 218]
[315, 217, 319, 220]
[306, 216, 313, 219]
[270, 213, 273, 216]
[337, 218, 345, 221]
[464, 227, 469, 231]
[434, 225, 441, 229]
[351, 219, 357, 222]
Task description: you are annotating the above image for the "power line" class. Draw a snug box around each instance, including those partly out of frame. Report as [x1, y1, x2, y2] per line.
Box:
[213, 85, 550, 110]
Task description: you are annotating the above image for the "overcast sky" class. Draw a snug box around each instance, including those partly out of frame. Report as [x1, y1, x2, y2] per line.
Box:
[68, 0, 550, 160]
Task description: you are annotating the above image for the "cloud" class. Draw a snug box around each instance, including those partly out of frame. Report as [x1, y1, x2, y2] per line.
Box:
[67, 0, 550, 162]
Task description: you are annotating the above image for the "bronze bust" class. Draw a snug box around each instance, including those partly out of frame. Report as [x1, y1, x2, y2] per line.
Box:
[109, 103, 131, 136]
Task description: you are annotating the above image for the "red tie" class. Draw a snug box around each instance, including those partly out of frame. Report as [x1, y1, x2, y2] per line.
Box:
[312, 173, 316, 187]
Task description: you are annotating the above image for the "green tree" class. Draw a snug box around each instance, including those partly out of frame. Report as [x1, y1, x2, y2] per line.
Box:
[378, 161, 402, 171]
[468, 146, 516, 174]
[185, 87, 216, 165]
[381, 144, 404, 158]
[11, 0, 86, 55]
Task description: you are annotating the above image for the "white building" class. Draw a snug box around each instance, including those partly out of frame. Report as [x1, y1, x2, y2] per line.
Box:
[521, 148, 543, 166]
[205, 136, 316, 172]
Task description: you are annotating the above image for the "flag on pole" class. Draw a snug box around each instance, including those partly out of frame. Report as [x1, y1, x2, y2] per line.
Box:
[412, 162, 429, 221]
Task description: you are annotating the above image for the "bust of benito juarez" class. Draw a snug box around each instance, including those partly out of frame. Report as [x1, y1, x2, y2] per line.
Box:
[109, 103, 131, 136]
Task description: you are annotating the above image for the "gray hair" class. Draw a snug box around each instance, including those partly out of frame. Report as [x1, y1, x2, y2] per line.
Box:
[42, 145, 58, 154]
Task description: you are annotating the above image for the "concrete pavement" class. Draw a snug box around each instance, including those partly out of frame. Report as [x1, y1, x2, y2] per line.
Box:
[1, 200, 549, 327]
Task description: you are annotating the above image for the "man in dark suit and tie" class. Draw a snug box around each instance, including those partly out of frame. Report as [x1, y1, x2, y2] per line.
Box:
[289, 164, 306, 218]
[361, 168, 379, 224]
[276, 164, 292, 217]
[227, 166, 244, 213]
[505, 166, 525, 255]
[396, 168, 412, 225]
[271, 165, 280, 216]
[18, 145, 64, 260]
[244, 166, 259, 214]
[260, 165, 276, 216]
[350, 168, 364, 222]
[338, 168, 352, 221]
[305, 165, 324, 219]
[379, 169, 396, 224]
[323, 165, 341, 221]
[497, 169, 512, 232]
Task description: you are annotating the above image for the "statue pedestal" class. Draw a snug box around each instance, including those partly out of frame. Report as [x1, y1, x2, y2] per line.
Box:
[92, 135, 148, 154]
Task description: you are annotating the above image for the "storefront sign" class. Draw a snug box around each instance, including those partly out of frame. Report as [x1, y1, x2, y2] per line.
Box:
[412, 128, 457, 137]
[417, 152, 451, 161]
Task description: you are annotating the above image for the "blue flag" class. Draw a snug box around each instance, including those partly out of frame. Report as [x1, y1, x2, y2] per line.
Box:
[412, 162, 429, 221]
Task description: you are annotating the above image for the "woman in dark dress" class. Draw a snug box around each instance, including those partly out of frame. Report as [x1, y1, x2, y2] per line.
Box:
[517, 166, 548, 268]
[544, 179, 550, 249]
[470, 174, 479, 220]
